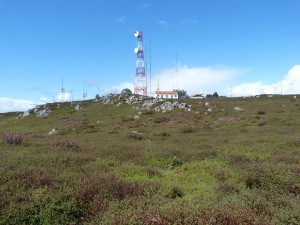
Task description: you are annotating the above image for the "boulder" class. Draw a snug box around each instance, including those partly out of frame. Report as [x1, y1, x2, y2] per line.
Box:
[75, 104, 82, 111]
[23, 111, 30, 117]
[36, 109, 50, 117]
[48, 128, 58, 135]
[234, 106, 243, 111]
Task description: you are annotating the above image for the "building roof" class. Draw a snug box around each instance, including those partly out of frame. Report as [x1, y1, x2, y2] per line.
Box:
[155, 91, 178, 95]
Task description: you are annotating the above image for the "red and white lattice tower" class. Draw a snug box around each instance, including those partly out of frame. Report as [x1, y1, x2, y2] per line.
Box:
[134, 31, 147, 96]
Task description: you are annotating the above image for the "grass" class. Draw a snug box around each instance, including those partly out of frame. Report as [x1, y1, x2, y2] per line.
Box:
[0, 95, 300, 224]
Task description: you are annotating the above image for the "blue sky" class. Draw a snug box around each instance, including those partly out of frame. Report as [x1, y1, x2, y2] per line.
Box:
[0, 0, 299, 112]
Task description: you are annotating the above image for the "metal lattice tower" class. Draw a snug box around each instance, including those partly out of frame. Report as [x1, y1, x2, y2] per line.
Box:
[61, 77, 65, 102]
[134, 31, 147, 96]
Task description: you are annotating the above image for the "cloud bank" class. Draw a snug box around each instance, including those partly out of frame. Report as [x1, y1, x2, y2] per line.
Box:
[151, 65, 241, 95]
[56, 92, 71, 101]
[232, 65, 300, 96]
[0, 98, 35, 113]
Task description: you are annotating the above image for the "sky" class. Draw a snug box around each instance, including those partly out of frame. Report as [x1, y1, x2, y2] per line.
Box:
[0, 0, 299, 112]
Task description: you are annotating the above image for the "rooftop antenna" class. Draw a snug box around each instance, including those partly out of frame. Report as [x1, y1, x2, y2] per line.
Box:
[61, 77, 65, 102]
[134, 31, 147, 96]
[157, 78, 160, 91]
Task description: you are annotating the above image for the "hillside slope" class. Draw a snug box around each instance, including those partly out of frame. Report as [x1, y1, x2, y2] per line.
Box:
[0, 95, 300, 224]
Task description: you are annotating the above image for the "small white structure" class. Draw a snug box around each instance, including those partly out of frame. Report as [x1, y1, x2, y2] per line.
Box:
[154, 91, 178, 99]
[190, 94, 204, 99]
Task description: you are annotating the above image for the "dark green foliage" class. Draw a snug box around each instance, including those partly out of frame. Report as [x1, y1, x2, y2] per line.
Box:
[175, 89, 188, 99]
[171, 156, 183, 167]
[206, 91, 219, 98]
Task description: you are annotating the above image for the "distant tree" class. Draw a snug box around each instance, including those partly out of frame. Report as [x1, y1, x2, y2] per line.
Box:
[121, 88, 133, 96]
[206, 92, 219, 98]
[213, 92, 219, 98]
[95, 94, 101, 100]
[175, 89, 188, 99]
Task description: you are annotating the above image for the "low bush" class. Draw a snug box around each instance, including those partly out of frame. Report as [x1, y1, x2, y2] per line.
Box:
[154, 132, 170, 137]
[258, 118, 266, 126]
[153, 116, 170, 124]
[126, 132, 143, 140]
[257, 110, 266, 115]
[51, 139, 81, 151]
[146, 167, 162, 178]
[3, 132, 23, 145]
[166, 186, 184, 199]
[180, 126, 195, 134]
[171, 156, 183, 167]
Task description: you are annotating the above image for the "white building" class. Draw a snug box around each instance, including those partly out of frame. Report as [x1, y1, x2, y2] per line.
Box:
[190, 94, 204, 99]
[154, 91, 178, 99]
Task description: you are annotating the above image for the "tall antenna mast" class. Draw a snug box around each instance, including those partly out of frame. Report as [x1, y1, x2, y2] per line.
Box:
[176, 54, 178, 90]
[150, 39, 152, 96]
[134, 31, 147, 96]
[61, 76, 65, 102]
[83, 88, 87, 100]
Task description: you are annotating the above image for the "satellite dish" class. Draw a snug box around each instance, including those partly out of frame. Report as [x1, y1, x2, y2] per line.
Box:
[134, 31, 139, 37]
[134, 48, 139, 53]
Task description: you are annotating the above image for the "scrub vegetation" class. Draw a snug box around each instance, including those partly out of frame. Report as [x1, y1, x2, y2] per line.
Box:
[0, 95, 299, 224]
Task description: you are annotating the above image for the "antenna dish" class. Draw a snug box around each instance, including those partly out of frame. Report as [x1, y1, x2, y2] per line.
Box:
[134, 31, 139, 37]
[134, 48, 139, 53]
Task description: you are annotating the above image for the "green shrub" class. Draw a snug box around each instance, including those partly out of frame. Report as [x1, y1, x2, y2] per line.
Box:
[166, 186, 184, 199]
[171, 156, 183, 167]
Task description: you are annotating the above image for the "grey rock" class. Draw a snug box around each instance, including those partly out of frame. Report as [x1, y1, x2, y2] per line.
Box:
[23, 111, 30, 117]
[36, 109, 51, 117]
[48, 128, 58, 135]
[75, 104, 82, 111]
[179, 103, 188, 109]
[234, 106, 243, 111]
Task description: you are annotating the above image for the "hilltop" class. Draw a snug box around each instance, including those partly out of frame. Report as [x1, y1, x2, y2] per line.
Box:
[0, 94, 299, 224]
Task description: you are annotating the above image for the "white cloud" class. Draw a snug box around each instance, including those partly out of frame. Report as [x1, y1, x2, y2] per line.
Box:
[182, 19, 199, 24]
[56, 92, 71, 101]
[0, 98, 35, 113]
[138, 3, 152, 11]
[231, 65, 300, 96]
[151, 65, 241, 95]
[40, 97, 48, 102]
[116, 16, 127, 23]
[104, 82, 134, 94]
[158, 20, 168, 25]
